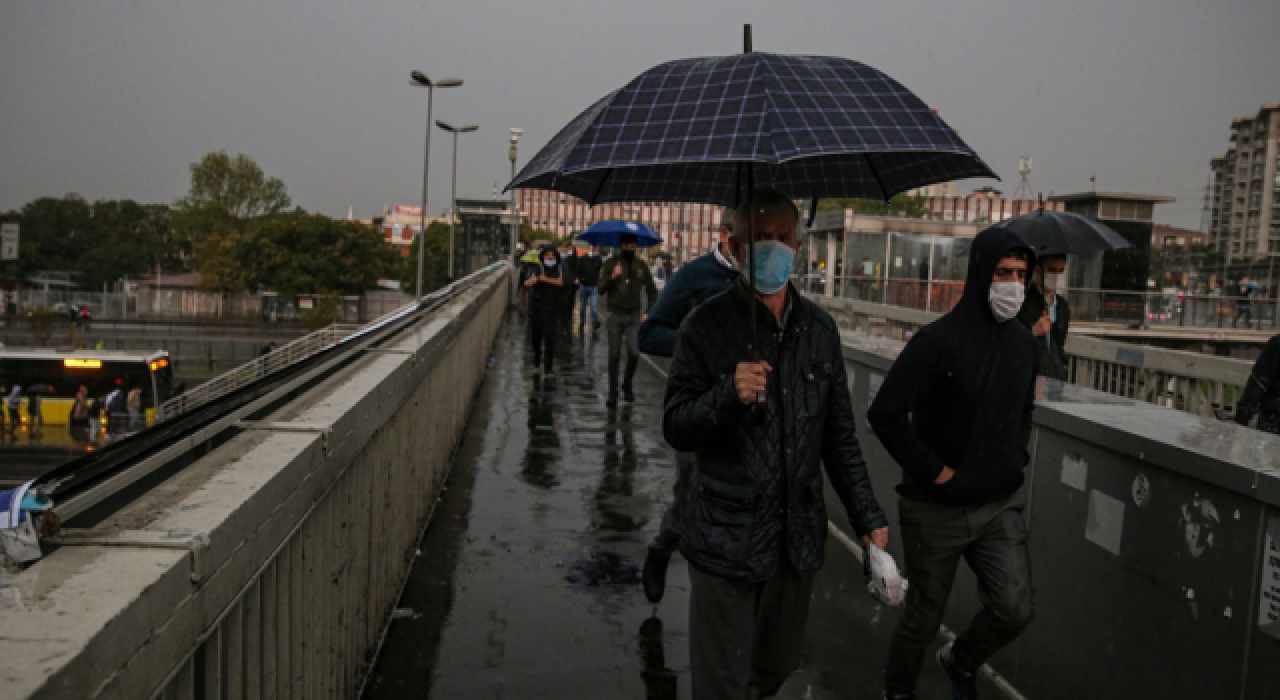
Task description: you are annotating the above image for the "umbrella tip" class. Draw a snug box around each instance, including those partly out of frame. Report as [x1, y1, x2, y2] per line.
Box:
[744, 24, 752, 53]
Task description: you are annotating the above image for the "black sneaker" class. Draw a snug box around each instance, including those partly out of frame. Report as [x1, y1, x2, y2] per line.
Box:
[937, 644, 978, 700]
[642, 546, 670, 603]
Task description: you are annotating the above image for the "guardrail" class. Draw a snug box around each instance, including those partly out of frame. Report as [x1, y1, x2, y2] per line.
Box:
[835, 331, 1280, 700]
[793, 273, 1278, 330]
[157, 323, 363, 421]
[810, 295, 1257, 419]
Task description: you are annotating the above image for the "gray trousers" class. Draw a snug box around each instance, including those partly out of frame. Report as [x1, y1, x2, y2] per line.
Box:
[885, 492, 1034, 694]
[653, 451, 694, 551]
[689, 558, 814, 700]
[606, 312, 641, 390]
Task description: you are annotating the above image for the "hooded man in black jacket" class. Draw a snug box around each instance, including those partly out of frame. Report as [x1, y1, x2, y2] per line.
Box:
[868, 226, 1039, 700]
[664, 188, 888, 699]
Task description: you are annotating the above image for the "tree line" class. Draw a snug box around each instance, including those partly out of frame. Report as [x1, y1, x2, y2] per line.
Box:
[0, 152, 405, 296]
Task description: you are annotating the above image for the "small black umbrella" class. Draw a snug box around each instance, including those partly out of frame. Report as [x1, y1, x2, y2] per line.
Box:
[1000, 208, 1132, 256]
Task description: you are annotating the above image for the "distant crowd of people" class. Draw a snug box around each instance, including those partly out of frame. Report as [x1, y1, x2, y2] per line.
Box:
[1, 382, 148, 443]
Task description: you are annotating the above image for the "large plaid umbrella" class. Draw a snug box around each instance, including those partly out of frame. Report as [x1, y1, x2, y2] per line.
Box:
[507, 51, 997, 209]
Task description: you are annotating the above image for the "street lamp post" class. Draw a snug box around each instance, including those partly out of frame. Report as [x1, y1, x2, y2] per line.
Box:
[509, 128, 522, 304]
[436, 120, 479, 280]
[409, 72, 463, 298]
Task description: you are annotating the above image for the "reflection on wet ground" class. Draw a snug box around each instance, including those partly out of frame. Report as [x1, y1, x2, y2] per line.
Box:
[364, 312, 982, 699]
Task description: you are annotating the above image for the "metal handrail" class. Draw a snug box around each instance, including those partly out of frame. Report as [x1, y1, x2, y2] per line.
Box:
[156, 323, 365, 422]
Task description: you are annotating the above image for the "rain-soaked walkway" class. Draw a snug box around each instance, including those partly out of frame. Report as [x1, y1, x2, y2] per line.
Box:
[363, 311, 995, 699]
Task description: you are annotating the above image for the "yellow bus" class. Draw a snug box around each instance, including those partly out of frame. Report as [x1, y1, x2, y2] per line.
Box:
[0, 349, 174, 427]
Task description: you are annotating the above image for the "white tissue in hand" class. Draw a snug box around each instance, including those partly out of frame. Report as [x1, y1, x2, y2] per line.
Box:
[867, 544, 907, 606]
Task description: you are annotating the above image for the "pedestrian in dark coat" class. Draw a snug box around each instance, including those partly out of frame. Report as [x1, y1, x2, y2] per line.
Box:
[525, 245, 565, 375]
[1236, 333, 1280, 434]
[664, 188, 888, 699]
[636, 213, 738, 604]
[1017, 253, 1071, 380]
[868, 225, 1039, 700]
[599, 233, 658, 401]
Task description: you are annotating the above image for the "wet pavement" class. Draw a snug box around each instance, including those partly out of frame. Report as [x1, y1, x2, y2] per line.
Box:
[364, 311, 993, 699]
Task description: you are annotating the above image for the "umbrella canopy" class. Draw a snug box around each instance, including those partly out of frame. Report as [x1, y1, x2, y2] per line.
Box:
[576, 220, 662, 248]
[999, 209, 1133, 256]
[507, 51, 996, 207]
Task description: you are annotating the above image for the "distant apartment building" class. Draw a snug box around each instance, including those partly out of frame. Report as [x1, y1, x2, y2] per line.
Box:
[516, 189, 725, 258]
[1152, 224, 1207, 250]
[363, 205, 451, 255]
[919, 186, 1063, 223]
[1208, 103, 1280, 262]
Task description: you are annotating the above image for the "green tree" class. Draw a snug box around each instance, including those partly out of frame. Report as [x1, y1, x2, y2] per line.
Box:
[817, 193, 928, 218]
[177, 151, 290, 235]
[519, 222, 566, 247]
[242, 210, 400, 295]
[399, 221, 453, 294]
[0, 196, 184, 289]
[176, 152, 291, 291]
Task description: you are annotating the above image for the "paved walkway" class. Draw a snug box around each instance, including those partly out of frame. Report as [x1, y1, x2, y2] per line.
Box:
[364, 312, 984, 699]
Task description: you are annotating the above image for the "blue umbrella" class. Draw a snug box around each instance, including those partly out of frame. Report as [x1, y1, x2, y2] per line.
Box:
[506, 49, 995, 209]
[576, 220, 662, 248]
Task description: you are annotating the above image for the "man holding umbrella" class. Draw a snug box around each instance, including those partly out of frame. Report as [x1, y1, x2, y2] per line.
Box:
[598, 233, 658, 402]
[665, 188, 888, 699]
[1017, 253, 1071, 379]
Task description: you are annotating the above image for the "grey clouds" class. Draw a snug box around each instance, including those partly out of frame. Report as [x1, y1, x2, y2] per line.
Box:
[2, 0, 1279, 229]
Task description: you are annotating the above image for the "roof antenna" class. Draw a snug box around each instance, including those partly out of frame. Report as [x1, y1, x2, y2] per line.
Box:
[744, 24, 752, 53]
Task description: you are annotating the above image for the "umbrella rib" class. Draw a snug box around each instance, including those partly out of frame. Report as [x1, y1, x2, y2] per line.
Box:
[865, 153, 891, 202]
[588, 168, 613, 207]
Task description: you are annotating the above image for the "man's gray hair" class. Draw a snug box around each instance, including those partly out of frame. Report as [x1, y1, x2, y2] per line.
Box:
[731, 188, 800, 237]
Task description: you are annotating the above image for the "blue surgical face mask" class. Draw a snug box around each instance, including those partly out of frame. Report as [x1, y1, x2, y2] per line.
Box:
[743, 240, 796, 295]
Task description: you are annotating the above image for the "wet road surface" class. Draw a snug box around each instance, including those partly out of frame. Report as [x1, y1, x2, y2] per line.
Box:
[364, 312, 996, 699]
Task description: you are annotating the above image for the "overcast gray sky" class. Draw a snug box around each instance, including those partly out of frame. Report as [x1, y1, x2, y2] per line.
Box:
[3, 0, 1278, 228]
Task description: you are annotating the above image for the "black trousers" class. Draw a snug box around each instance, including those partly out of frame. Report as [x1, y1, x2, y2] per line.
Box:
[885, 492, 1034, 694]
[652, 451, 694, 551]
[606, 312, 641, 390]
[689, 558, 813, 700]
[529, 305, 559, 371]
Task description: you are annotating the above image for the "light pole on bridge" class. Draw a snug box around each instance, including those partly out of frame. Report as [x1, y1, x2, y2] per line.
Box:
[436, 120, 479, 281]
[409, 72, 463, 298]
[509, 129, 522, 303]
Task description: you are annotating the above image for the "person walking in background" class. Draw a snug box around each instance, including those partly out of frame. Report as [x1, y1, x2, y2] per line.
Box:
[104, 384, 125, 438]
[1017, 253, 1072, 380]
[1234, 279, 1255, 328]
[88, 394, 105, 444]
[868, 226, 1039, 700]
[525, 245, 565, 376]
[26, 390, 43, 437]
[127, 386, 143, 429]
[637, 210, 739, 604]
[70, 385, 90, 441]
[575, 245, 603, 332]
[598, 233, 658, 402]
[663, 189, 888, 699]
[558, 243, 580, 323]
[6, 385, 21, 436]
[1235, 332, 1280, 434]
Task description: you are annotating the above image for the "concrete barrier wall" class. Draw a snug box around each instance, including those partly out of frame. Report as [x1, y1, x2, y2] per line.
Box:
[0, 267, 509, 699]
[830, 333, 1280, 700]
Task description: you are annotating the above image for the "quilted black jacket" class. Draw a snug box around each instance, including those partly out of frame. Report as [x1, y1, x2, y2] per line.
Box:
[663, 281, 888, 582]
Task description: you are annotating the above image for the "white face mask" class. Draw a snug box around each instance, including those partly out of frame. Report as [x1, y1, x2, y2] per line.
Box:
[543, 258, 557, 268]
[1043, 271, 1067, 293]
[988, 281, 1025, 323]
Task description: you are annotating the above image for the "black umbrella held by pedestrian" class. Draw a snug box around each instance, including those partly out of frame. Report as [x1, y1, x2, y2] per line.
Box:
[1000, 199, 1133, 256]
[508, 25, 998, 406]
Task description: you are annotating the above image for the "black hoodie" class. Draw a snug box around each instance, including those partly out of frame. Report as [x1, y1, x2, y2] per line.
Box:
[867, 227, 1040, 505]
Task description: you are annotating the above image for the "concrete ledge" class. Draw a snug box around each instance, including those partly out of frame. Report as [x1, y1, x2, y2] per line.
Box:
[0, 267, 510, 699]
